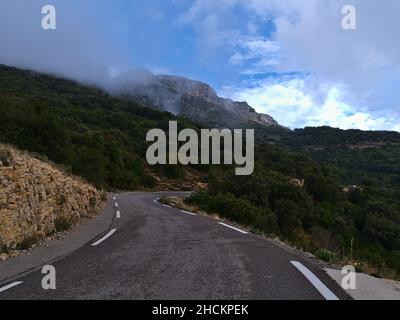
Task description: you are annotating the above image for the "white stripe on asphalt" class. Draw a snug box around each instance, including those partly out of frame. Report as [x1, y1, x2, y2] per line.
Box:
[91, 229, 117, 246]
[113, 197, 116, 200]
[115, 203, 118, 207]
[180, 210, 197, 216]
[162, 204, 171, 208]
[0, 281, 23, 293]
[116, 211, 121, 218]
[218, 222, 248, 234]
[153, 199, 158, 203]
[290, 261, 339, 300]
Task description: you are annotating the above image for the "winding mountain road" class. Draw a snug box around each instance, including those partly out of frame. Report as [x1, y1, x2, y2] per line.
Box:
[0, 192, 350, 300]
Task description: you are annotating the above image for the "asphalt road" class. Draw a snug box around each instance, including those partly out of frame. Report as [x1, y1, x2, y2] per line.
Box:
[0, 192, 350, 300]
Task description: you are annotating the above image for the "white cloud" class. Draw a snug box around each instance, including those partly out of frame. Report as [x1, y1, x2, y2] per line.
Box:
[244, 0, 400, 114]
[147, 66, 171, 75]
[0, 0, 131, 85]
[180, 0, 400, 131]
[220, 77, 399, 131]
[218, 0, 400, 131]
[229, 38, 281, 69]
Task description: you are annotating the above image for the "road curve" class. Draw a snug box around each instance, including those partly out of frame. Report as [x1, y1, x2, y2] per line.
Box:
[0, 192, 350, 300]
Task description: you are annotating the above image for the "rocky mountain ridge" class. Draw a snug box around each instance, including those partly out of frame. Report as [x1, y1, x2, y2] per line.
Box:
[108, 71, 279, 128]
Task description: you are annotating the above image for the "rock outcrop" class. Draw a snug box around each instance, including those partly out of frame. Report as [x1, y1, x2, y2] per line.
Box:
[109, 71, 280, 128]
[0, 145, 104, 251]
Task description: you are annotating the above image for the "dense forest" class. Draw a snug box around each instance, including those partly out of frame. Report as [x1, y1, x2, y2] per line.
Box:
[1, 65, 399, 278]
[0, 65, 199, 190]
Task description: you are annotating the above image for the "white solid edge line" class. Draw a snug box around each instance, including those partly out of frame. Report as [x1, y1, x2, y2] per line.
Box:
[116, 211, 121, 218]
[290, 261, 339, 300]
[162, 204, 171, 208]
[0, 281, 23, 293]
[91, 229, 117, 246]
[180, 210, 197, 216]
[218, 222, 248, 234]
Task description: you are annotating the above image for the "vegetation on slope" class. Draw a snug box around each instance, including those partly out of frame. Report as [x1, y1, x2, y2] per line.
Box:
[1, 65, 399, 278]
[187, 128, 400, 278]
[0, 65, 197, 190]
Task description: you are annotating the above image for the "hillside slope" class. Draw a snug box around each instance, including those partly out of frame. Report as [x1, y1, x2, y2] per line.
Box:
[0, 64, 204, 190]
[0, 144, 104, 254]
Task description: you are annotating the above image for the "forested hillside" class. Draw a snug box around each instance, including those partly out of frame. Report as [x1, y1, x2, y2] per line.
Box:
[1, 65, 399, 278]
[0, 65, 199, 190]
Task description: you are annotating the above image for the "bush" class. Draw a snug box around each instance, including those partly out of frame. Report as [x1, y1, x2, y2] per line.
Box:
[142, 174, 156, 188]
[188, 191, 278, 234]
[89, 197, 97, 208]
[56, 194, 67, 206]
[100, 192, 107, 202]
[16, 235, 39, 250]
[0, 145, 14, 166]
[0, 244, 9, 254]
[315, 248, 337, 262]
[163, 165, 184, 180]
[54, 215, 72, 232]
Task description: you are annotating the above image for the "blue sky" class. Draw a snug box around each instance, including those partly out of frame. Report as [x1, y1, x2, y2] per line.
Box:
[1, 0, 400, 131]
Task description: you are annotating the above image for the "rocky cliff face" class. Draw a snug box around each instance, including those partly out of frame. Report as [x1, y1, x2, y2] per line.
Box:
[109, 72, 280, 128]
[223, 101, 279, 127]
[0, 145, 104, 252]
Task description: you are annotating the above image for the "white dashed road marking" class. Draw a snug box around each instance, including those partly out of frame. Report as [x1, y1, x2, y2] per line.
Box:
[180, 210, 197, 216]
[115, 203, 118, 207]
[290, 261, 339, 300]
[0, 281, 23, 293]
[162, 204, 171, 208]
[116, 211, 121, 218]
[91, 229, 117, 246]
[218, 222, 248, 234]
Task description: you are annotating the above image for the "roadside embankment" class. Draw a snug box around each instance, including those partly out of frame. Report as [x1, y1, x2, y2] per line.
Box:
[0, 144, 105, 258]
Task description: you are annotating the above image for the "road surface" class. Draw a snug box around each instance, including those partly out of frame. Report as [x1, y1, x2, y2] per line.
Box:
[0, 192, 350, 300]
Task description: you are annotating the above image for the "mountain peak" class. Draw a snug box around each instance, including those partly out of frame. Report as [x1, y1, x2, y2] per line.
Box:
[108, 71, 280, 128]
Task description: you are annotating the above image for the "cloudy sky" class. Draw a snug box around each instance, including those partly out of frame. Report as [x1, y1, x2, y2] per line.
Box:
[1, 0, 399, 131]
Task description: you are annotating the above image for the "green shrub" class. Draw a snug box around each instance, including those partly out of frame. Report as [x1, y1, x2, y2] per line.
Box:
[188, 191, 278, 234]
[54, 215, 72, 232]
[0, 145, 14, 166]
[16, 235, 39, 250]
[89, 197, 97, 208]
[56, 194, 67, 206]
[315, 249, 337, 262]
[142, 174, 156, 188]
[163, 165, 184, 180]
[0, 244, 9, 254]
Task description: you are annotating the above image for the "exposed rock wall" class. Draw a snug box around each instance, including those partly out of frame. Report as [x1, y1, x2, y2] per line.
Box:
[110, 71, 281, 128]
[0, 145, 104, 250]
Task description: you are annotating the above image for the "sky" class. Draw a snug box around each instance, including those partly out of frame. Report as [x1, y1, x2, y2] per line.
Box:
[0, 0, 399, 131]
